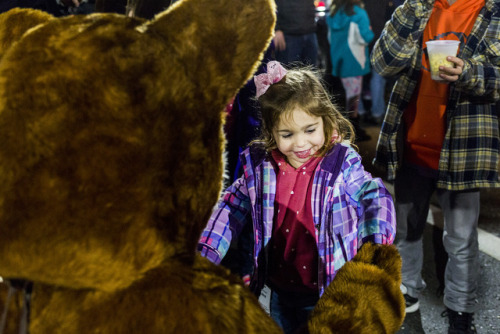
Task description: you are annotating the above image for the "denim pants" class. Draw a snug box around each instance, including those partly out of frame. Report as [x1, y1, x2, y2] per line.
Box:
[270, 288, 319, 334]
[357, 70, 386, 118]
[369, 70, 387, 118]
[275, 33, 318, 66]
[395, 165, 480, 313]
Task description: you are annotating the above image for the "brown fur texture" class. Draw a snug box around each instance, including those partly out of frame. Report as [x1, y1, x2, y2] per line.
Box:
[308, 243, 405, 333]
[0, 8, 54, 59]
[0, 0, 283, 332]
[29, 258, 282, 333]
[0, 0, 404, 332]
[0, 0, 274, 292]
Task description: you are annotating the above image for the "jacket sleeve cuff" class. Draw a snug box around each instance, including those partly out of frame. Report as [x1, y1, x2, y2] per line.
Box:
[197, 245, 222, 265]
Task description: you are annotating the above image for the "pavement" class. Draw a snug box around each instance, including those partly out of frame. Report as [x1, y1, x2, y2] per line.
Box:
[356, 124, 500, 334]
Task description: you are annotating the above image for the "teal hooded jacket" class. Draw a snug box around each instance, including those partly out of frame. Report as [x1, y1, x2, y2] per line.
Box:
[327, 5, 374, 78]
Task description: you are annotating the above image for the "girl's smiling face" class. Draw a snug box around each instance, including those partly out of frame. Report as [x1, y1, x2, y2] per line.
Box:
[273, 107, 325, 168]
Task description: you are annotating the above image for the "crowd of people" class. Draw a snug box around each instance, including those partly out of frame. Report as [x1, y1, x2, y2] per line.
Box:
[1, 1, 498, 334]
[205, 1, 500, 334]
[0, 0, 95, 16]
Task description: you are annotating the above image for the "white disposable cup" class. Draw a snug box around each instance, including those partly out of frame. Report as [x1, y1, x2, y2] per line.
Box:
[426, 40, 460, 82]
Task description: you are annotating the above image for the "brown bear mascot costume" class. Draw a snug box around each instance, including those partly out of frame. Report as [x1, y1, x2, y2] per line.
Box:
[0, 0, 404, 333]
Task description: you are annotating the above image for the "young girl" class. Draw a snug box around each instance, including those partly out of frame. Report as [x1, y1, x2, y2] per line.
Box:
[198, 61, 395, 334]
[327, 0, 374, 141]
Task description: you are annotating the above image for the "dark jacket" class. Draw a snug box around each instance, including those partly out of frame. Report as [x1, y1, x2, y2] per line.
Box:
[275, 0, 317, 35]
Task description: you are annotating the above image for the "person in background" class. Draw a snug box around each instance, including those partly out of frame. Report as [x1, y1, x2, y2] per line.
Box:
[315, 0, 348, 114]
[198, 61, 395, 334]
[371, 0, 500, 333]
[0, 0, 94, 15]
[274, 0, 318, 66]
[358, 0, 399, 125]
[326, 0, 374, 141]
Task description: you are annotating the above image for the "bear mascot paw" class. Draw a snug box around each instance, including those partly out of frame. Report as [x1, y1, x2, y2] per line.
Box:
[307, 242, 405, 333]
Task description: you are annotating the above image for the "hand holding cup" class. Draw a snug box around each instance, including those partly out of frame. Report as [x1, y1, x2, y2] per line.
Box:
[426, 40, 461, 83]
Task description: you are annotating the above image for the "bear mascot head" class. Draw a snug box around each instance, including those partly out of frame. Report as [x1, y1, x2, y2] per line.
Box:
[0, 0, 404, 333]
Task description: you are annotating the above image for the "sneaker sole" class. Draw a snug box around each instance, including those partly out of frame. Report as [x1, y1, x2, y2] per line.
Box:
[405, 301, 420, 314]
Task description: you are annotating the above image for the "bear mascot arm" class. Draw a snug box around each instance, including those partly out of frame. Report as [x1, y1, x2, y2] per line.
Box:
[0, 0, 404, 332]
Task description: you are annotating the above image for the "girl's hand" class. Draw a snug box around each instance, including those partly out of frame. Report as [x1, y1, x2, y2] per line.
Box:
[438, 56, 464, 83]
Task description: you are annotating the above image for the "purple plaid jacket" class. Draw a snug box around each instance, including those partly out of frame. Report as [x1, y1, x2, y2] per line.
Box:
[198, 143, 396, 296]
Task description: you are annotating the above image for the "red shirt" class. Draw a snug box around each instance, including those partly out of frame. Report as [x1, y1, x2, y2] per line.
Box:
[268, 150, 320, 293]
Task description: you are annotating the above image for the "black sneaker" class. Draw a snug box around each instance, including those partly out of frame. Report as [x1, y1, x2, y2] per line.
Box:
[441, 308, 477, 334]
[400, 284, 419, 313]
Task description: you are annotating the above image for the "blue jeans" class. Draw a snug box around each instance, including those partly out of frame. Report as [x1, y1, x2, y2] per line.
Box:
[270, 288, 319, 334]
[358, 70, 386, 118]
[369, 70, 387, 118]
[275, 33, 318, 66]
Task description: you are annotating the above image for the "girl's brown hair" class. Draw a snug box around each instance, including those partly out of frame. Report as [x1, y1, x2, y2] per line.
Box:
[254, 66, 355, 157]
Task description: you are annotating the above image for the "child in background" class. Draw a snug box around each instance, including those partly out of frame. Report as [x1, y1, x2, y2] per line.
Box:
[326, 0, 374, 141]
[198, 61, 395, 334]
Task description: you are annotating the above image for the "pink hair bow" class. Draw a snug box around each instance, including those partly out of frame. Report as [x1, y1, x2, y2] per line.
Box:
[254, 61, 287, 98]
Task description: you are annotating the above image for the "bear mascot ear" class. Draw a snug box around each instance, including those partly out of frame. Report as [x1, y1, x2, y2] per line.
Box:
[0, 0, 274, 293]
[0, 0, 284, 332]
[0, 8, 54, 59]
